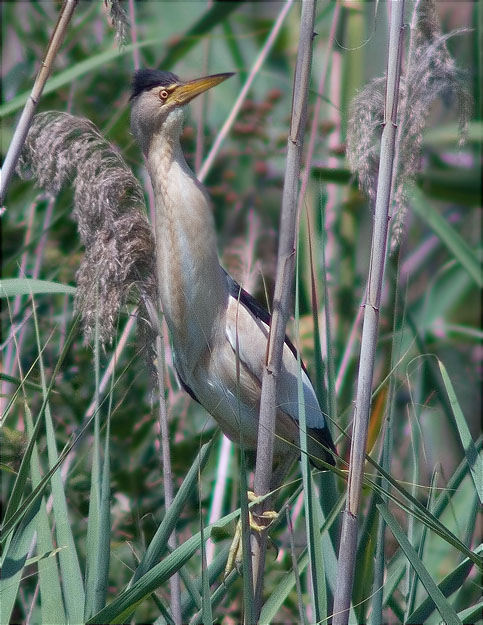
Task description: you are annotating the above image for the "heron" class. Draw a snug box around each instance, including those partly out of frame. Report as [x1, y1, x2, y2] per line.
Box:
[129, 69, 336, 541]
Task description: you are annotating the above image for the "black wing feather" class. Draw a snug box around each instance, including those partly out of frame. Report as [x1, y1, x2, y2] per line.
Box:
[174, 268, 336, 466]
[223, 269, 309, 376]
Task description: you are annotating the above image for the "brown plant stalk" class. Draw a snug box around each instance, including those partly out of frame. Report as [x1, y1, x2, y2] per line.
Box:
[0, 0, 78, 206]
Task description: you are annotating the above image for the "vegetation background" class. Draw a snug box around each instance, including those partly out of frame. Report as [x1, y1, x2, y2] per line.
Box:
[1, 1, 481, 624]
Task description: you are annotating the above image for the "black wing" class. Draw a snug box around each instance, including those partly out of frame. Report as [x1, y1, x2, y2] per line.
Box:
[224, 269, 337, 465]
[223, 269, 309, 376]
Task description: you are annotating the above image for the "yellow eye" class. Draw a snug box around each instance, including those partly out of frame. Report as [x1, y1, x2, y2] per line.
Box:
[159, 89, 169, 101]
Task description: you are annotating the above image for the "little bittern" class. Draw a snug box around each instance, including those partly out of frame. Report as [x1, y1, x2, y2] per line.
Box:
[130, 69, 335, 475]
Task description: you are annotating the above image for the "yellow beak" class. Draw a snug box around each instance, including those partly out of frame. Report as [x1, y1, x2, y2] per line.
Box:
[174, 73, 234, 105]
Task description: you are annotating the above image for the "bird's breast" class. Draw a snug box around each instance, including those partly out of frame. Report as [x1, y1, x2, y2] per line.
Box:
[150, 153, 228, 372]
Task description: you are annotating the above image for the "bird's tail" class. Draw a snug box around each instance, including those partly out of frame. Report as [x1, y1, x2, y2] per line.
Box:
[307, 426, 337, 470]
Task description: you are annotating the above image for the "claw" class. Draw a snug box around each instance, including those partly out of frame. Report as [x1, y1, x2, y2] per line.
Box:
[223, 491, 279, 579]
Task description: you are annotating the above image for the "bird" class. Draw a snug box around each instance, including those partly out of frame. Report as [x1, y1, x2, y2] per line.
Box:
[129, 69, 336, 489]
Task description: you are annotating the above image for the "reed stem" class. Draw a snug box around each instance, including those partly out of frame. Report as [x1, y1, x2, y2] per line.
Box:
[252, 0, 317, 613]
[0, 0, 78, 205]
[332, 3, 406, 624]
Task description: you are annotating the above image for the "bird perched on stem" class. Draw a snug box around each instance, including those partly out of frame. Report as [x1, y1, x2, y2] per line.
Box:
[130, 69, 335, 487]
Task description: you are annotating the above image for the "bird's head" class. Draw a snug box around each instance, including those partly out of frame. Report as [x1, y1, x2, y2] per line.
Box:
[130, 69, 233, 154]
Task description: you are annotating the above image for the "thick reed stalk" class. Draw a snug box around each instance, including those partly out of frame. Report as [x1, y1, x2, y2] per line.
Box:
[252, 0, 317, 612]
[332, 3, 406, 624]
[0, 0, 78, 205]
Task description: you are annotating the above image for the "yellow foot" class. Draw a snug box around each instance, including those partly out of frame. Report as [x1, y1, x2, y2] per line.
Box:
[224, 491, 278, 579]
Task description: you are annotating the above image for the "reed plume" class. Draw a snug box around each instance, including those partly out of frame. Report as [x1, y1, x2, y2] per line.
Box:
[347, 0, 471, 249]
[18, 111, 156, 345]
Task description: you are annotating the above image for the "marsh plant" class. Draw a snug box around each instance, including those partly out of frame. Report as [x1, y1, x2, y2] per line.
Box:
[18, 112, 156, 346]
[2, 1, 481, 623]
[347, 0, 471, 249]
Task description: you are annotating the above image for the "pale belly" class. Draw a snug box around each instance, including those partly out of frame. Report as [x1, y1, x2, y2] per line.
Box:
[180, 341, 300, 458]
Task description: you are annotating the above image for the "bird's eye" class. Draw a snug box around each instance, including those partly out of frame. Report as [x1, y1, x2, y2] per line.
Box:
[159, 89, 169, 101]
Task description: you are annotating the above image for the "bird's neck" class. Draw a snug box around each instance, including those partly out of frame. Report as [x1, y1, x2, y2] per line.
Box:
[147, 129, 227, 374]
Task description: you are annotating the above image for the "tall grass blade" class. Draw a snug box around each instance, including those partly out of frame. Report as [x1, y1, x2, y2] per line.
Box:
[234, 285, 254, 623]
[306, 204, 327, 412]
[24, 402, 66, 625]
[309, 196, 340, 545]
[377, 502, 461, 625]
[1, 391, 102, 548]
[180, 545, 231, 620]
[190, 569, 238, 625]
[170, 550, 200, 616]
[286, 508, 306, 625]
[13, 295, 65, 624]
[368, 448, 389, 625]
[405, 467, 439, 620]
[371, 243, 406, 625]
[0, 278, 76, 297]
[295, 236, 326, 623]
[407, 543, 482, 623]
[405, 389, 423, 618]
[438, 360, 483, 503]
[433, 435, 482, 519]
[199, 515, 213, 625]
[382, 553, 406, 609]
[84, 307, 105, 619]
[354, 486, 379, 623]
[86, 508, 242, 625]
[96, 385, 112, 612]
[0, 372, 44, 393]
[0, 497, 42, 625]
[1, 317, 80, 538]
[457, 600, 483, 624]
[410, 185, 482, 287]
[132, 439, 214, 583]
[319, 192, 337, 434]
[363, 450, 482, 567]
[32, 298, 85, 623]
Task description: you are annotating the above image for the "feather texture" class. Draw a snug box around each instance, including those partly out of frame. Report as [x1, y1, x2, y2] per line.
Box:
[131, 71, 336, 467]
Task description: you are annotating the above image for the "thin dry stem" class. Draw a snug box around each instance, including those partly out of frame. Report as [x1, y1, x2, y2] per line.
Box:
[0, 0, 78, 205]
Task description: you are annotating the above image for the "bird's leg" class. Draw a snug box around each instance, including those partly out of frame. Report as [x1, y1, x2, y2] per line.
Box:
[224, 492, 278, 579]
[224, 453, 297, 578]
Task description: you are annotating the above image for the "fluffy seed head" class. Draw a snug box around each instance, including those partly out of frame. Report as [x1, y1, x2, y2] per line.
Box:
[17, 111, 156, 345]
[346, 0, 471, 251]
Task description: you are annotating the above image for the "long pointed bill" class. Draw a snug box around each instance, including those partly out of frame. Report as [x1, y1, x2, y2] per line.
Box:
[174, 73, 234, 106]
